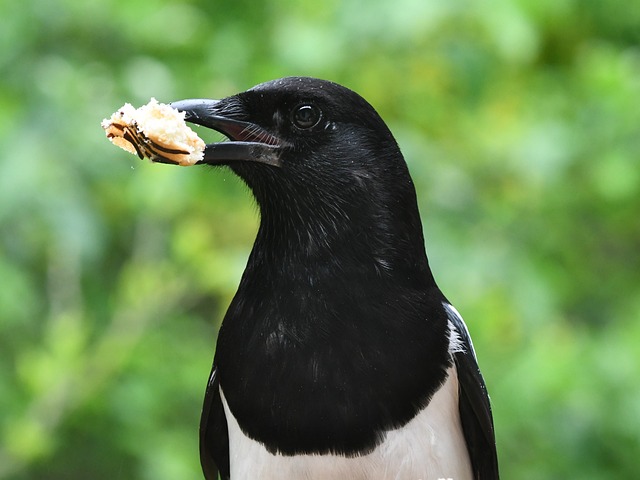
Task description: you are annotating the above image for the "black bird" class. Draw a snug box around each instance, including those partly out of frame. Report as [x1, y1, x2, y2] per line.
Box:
[170, 77, 499, 480]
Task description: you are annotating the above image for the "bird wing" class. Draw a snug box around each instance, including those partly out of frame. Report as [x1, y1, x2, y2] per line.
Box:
[200, 365, 230, 480]
[444, 303, 500, 480]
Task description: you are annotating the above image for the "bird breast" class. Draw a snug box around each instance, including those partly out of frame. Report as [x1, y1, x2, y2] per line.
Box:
[221, 366, 473, 480]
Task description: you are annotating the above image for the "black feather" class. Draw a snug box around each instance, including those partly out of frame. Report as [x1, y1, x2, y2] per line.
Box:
[446, 304, 500, 479]
[200, 366, 229, 480]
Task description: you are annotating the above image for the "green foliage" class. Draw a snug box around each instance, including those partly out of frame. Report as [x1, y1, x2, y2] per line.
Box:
[1, 0, 638, 478]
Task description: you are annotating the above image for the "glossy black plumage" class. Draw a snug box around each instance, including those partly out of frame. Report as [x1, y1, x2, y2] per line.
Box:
[172, 77, 499, 480]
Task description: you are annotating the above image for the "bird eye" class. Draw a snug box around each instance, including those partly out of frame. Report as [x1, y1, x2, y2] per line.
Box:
[291, 104, 321, 130]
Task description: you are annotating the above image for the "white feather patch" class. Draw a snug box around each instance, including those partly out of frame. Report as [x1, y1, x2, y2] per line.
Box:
[447, 319, 466, 356]
[221, 367, 473, 480]
[444, 302, 477, 360]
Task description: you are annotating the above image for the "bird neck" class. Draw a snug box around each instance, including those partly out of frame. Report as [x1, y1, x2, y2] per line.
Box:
[247, 178, 435, 289]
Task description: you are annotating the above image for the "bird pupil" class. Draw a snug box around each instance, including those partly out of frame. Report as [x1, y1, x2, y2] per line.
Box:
[293, 105, 320, 129]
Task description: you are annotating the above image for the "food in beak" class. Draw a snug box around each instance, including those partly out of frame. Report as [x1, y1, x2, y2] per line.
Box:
[101, 98, 205, 166]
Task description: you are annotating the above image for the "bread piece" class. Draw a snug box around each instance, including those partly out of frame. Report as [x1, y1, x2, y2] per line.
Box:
[102, 98, 205, 166]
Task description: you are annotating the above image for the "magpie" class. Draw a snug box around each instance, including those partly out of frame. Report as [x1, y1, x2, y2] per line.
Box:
[170, 77, 499, 480]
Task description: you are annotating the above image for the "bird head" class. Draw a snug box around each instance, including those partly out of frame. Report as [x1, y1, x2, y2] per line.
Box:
[171, 77, 431, 282]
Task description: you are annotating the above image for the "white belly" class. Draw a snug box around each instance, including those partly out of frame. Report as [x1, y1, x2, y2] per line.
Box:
[221, 367, 473, 480]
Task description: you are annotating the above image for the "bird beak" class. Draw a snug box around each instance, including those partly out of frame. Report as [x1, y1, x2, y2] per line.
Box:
[170, 99, 283, 168]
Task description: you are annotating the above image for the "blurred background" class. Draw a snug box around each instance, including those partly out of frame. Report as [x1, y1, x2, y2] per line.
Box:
[1, 0, 639, 478]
